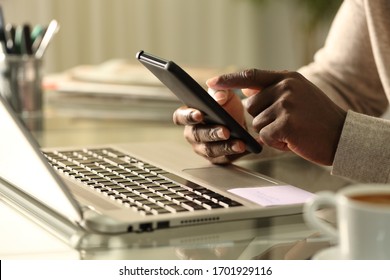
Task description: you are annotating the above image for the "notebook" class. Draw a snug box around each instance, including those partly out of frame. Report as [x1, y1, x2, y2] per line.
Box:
[0, 92, 310, 249]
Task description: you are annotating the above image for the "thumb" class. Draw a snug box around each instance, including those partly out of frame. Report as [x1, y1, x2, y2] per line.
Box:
[241, 88, 260, 97]
[207, 87, 234, 106]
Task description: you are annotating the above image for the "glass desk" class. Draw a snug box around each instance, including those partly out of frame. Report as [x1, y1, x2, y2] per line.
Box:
[0, 98, 353, 260]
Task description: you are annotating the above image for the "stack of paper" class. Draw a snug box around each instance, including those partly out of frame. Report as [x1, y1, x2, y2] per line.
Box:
[43, 59, 231, 120]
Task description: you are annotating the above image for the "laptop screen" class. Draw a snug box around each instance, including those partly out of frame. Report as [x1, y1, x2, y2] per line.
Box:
[0, 95, 82, 224]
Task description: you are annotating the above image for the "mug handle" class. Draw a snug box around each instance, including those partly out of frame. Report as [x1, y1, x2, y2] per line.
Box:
[303, 191, 338, 241]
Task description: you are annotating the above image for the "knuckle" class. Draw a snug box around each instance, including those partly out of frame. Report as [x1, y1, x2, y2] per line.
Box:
[222, 141, 237, 154]
[259, 127, 279, 147]
[276, 72, 303, 91]
[259, 116, 292, 147]
[209, 127, 222, 141]
[191, 126, 202, 143]
[200, 141, 237, 159]
[241, 68, 259, 82]
[252, 111, 270, 132]
[287, 71, 304, 80]
[276, 95, 293, 111]
[192, 125, 226, 142]
[203, 144, 216, 158]
[277, 78, 294, 92]
[244, 96, 257, 116]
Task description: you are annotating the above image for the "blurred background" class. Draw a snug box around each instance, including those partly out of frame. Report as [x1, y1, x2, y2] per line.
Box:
[0, 0, 342, 74]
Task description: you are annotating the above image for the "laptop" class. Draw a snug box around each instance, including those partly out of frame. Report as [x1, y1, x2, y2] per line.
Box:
[0, 89, 308, 249]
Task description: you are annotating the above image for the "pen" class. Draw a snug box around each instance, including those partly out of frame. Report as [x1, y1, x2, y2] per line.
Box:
[15, 24, 35, 55]
[0, 6, 5, 42]
[31, 24, 45, 53]
[35, 19, 59, 59]
[14, 25, 23, 54]
[5, 23, 15, 54]
[0, 39, 6, 57]
[21, 24, 33, 55]
[0, 5, 7, 55]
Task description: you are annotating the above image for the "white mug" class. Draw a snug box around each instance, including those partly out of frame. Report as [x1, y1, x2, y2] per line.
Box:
[304, 184, 390, 259]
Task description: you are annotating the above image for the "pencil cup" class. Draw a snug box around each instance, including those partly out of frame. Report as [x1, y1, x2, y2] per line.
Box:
[0, 55, 43, 129]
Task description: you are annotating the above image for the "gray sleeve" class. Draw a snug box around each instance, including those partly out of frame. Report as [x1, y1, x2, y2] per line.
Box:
[332, 110, 390, 183]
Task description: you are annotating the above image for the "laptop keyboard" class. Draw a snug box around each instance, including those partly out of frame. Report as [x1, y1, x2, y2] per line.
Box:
[43, 148, 242, 216]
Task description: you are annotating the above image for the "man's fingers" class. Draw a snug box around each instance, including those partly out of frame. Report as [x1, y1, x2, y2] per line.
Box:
[184, 125, 230, 143]
[206, 69, 289, 90]
[258, 123, 291, 152]
[244, 84, 280, 117]
[192, 140, 246, 159]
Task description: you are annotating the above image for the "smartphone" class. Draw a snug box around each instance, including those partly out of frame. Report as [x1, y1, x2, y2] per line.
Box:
[136, 50, 262, 154]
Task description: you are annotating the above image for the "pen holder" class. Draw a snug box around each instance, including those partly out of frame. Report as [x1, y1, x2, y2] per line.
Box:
[0, 55, 43, 130]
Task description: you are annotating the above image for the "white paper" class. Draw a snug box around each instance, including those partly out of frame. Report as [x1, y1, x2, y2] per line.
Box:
[228, 185, 315, 207]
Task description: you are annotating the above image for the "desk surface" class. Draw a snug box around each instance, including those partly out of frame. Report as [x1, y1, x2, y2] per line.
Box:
[0, 98, 352, 259]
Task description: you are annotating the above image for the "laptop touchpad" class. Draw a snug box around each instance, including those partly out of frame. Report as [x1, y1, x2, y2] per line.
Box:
[183, 166, 280, 191]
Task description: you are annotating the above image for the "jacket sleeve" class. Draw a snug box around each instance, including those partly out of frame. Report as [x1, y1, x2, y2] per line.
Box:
[332, 110, 390, 183]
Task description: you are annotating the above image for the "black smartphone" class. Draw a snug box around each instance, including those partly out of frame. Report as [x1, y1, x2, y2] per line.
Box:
[136, 50, 262, 154]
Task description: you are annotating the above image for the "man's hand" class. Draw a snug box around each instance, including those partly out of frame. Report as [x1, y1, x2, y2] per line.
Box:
[172, 88, 248, 164]
[207, 69, 347, 166]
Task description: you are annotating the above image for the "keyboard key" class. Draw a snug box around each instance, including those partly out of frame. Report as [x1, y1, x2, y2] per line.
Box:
[203, 202, 224, 210]
[181, 201, 206, 211]
[151, 207, 170, 215]
[104, 157, 127, 166]
[165, 204, 188, 213]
